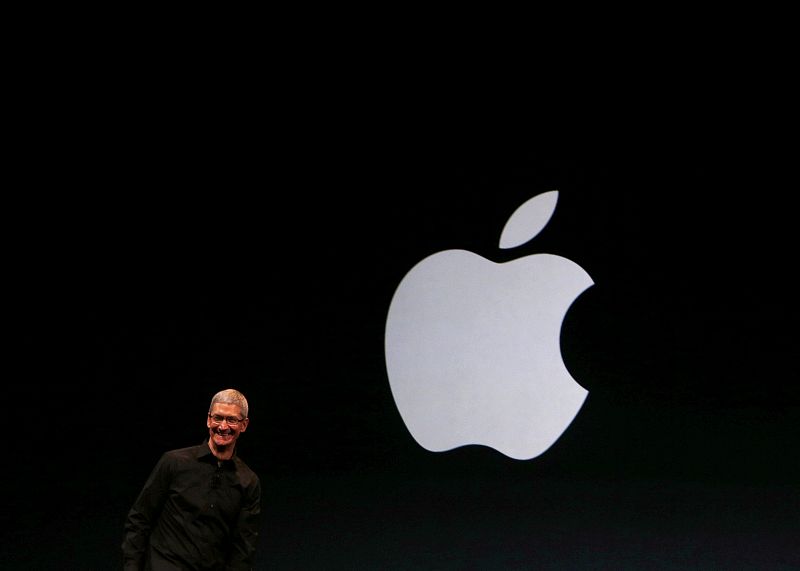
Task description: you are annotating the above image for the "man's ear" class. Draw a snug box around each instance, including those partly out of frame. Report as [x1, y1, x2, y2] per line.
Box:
[239, 418, 249, 433]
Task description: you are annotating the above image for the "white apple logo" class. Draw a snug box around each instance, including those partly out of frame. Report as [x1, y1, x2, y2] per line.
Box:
[384, 191, 593, 460]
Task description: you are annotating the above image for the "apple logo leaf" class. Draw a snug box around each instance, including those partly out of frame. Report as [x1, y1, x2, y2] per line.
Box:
[499, 190, 559, 249]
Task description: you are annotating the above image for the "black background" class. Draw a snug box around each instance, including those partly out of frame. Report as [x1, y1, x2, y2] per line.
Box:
[7, 130, 798, 569]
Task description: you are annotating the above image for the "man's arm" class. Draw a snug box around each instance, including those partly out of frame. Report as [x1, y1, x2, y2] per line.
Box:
[227, 475, 262, 570]
[121, 453, 171, 571]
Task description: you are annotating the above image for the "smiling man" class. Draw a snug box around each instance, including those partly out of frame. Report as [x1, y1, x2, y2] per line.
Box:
[122, 389, 261, 570]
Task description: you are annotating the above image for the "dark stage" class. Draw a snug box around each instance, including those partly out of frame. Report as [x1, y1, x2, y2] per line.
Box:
[7, 145, 798, 569]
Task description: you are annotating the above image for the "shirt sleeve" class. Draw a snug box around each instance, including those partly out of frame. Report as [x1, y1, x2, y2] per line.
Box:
[227, 474, 262, 570]
[121, 453, 172, 571]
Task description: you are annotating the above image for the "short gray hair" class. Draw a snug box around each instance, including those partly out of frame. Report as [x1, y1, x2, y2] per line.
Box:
[209, 388, 249, 418]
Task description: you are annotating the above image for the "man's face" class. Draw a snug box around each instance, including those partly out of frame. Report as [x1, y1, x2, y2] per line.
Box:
[207, 402, 248, 448]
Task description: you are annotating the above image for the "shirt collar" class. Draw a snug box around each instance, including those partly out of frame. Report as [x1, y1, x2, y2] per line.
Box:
[196, 439, 238, 465]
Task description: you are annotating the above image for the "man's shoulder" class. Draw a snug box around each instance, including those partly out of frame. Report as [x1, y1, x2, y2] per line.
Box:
[160, 442, 207, 463]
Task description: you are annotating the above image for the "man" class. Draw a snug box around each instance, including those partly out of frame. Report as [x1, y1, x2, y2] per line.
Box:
[122, 389, 261, 570]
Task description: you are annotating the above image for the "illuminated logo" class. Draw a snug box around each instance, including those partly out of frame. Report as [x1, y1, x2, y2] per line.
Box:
[385, 191, 593, 460]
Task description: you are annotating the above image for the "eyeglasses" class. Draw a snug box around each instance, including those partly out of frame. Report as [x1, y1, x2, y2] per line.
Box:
[208, 414, 244, 427]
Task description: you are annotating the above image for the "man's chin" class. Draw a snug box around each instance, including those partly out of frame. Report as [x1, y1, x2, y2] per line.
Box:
[213, 433, 235, 446]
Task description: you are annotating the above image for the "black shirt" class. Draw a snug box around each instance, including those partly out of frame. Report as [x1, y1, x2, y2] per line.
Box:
[122, 441, 261, 571]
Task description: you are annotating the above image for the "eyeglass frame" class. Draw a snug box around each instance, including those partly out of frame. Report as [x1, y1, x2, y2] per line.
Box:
[207, 413, 246, 427]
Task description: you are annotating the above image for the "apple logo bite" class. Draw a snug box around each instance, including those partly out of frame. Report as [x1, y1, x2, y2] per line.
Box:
[384, 191, 593, 460]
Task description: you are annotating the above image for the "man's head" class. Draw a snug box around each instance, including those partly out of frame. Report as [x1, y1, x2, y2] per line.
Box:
[207, 388, 250, 453]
